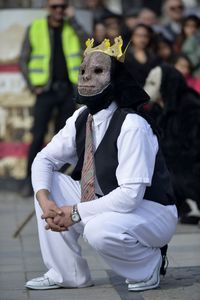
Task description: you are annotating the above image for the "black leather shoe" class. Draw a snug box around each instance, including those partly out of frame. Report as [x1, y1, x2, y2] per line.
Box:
[160, 244, 168, 276]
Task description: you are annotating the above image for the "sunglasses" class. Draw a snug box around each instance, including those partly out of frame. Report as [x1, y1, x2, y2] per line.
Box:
[169, 5, 183, 11]
[50, 4, 67, 10]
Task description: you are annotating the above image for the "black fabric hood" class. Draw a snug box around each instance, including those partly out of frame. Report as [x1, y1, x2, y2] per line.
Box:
[111, 58, 150, 110]
[160, 64, 189, 111]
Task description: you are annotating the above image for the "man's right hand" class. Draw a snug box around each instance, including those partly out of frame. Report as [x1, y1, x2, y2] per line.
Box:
[36, 189, 65, 231]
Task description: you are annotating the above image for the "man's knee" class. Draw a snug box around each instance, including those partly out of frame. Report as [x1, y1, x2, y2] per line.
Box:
[51, 172, 80, 206]
[84, 218, 118, 253]
[84, 220, 111, 252]
[51, 172, 67, 199]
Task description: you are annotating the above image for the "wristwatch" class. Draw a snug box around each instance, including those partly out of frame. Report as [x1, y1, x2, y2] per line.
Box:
[71, 205, 81, 223]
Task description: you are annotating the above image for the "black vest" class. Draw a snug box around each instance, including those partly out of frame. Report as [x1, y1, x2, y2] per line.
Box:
[71, 108, 175, 206]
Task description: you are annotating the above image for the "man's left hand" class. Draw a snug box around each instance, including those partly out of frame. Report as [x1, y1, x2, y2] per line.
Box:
[53, 206, 73, 229]
[42, 206, 73, 231]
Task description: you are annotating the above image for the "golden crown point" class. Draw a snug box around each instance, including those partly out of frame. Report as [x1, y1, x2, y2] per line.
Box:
[84, 36, 127, 63]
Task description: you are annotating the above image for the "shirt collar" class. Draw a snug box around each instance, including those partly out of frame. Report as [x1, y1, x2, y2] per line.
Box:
[92, 102, 118, 126]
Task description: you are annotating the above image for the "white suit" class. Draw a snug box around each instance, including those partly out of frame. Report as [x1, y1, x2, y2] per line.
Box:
[32, 102, 178, 287]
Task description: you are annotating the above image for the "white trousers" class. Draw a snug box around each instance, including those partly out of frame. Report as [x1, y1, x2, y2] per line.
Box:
[34, 172, 178, 287]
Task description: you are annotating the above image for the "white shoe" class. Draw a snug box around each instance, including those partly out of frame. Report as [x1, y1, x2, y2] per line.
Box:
[25, 275, 94, 290]
[128, 257, 162, 292]
[25, 276, 60, 290]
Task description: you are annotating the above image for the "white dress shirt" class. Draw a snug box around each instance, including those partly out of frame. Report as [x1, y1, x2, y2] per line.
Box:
[32, 102, 159, 221]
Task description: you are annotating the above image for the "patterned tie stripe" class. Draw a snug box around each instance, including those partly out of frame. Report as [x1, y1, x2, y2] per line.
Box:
[81, 114, 95, 202]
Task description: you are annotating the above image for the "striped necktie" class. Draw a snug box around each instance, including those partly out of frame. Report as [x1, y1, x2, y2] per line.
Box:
[81, 114, 95, 202]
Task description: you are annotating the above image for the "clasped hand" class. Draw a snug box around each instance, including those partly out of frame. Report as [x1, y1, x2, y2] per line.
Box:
[41, 200, 73, 232]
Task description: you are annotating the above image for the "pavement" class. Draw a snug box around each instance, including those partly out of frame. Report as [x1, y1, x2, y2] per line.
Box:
[0, 191, 200, 300]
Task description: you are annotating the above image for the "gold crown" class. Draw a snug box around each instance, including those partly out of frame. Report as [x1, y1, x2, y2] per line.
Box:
[84, 36, 127, 62]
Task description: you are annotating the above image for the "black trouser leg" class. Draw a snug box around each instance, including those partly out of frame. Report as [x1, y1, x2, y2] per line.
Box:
[54, 87, 76, 133]
[54, 87, 76, 173]
[26, 92, 54, 177]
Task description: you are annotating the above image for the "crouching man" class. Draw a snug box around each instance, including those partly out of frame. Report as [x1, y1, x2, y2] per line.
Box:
[25, 36, 177, 292]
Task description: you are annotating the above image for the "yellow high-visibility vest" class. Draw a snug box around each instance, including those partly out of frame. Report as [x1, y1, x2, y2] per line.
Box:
[28, 18, 82, 86]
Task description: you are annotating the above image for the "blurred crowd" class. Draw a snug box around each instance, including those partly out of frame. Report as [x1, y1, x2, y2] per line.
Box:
[80, 0, 200, 91]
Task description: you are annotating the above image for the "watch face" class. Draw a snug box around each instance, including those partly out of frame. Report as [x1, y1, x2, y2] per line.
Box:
[72, 212, 80, 223]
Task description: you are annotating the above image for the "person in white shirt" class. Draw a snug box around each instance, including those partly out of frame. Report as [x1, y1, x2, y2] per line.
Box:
[25, 36, 178, 292]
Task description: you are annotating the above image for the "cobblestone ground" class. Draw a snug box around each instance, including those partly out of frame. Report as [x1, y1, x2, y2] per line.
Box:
[0, 191, 200, 300]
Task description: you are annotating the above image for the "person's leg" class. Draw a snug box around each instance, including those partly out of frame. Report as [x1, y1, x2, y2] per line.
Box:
[54, 87, 76, 133]
[26, 92, 55, 177]
[29, 172, 91, 288]
[83, 200, 177, 288]
[54, 88, 76, 173]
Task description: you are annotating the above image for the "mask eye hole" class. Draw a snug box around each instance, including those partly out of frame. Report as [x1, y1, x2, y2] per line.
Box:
[149, 80, 155, 86]
[94, 67, 103, 74]
[81, 68, 85, 75]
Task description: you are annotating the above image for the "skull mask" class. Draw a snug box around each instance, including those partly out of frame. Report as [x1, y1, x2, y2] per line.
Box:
[143, 66, 162, 102]
[76, 51, 113, 114]
[78, 52, 111, 96]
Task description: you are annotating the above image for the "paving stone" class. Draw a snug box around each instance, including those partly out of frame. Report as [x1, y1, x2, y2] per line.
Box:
[0, 290, 27, 300]
[28, 284, 121, 300]
[0, 271, 25, 290]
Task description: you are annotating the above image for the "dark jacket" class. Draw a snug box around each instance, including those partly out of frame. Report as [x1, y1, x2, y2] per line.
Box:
[149, 65, 200, 215]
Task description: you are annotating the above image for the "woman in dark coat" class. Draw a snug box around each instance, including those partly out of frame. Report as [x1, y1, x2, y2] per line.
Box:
[144, 64, 200, 224]
[124, 24, 158, 87]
